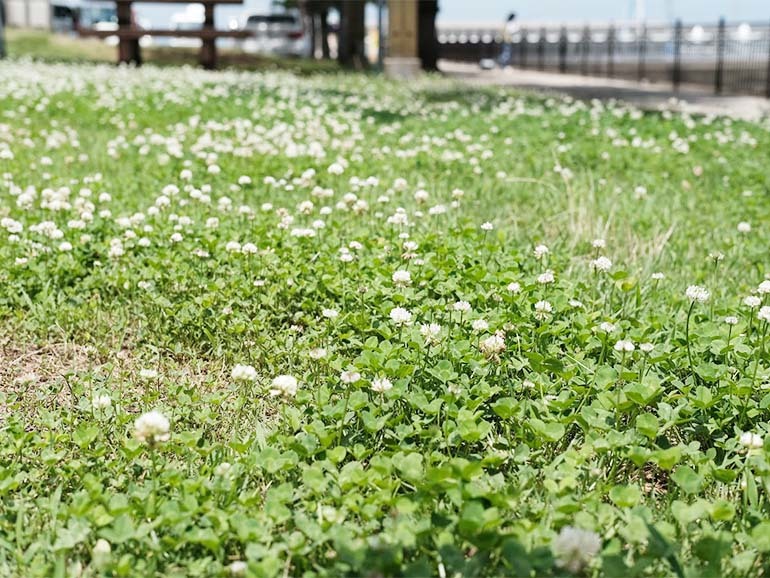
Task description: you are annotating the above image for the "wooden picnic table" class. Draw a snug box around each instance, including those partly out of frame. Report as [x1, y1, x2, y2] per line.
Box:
[78, 0, 251, 69]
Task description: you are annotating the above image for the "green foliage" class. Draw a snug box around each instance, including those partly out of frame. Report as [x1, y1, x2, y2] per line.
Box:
[0, 60, 769, 577]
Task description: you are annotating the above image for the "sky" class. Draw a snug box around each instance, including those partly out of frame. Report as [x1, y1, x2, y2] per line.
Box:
[133, 1, 769, 30]
[436, 0, 769, 24]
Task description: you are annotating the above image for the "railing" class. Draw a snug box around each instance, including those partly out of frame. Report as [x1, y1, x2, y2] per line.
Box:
[438, 19, 770, 97]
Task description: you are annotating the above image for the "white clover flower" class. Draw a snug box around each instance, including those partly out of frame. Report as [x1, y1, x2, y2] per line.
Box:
[453, 301, 471, 313]
[241, 243, 258, 254]
[724, 316, 739, 325]
[231, 364, 257, 381]
[390, 307, 412, 325]
[309, 348, 327, 360]
[592, 316, 617, 333]
[414, 189, 429, 203]
[640, 342, 654, 353]
[225, 241, 242, 253]
[685, 285, 710, 303]
[392, 270, 412, 286]
[745, 296, 761, 308]
[613, 339, 635, 353]
[371, 377, 393, 393]
[228, 561, 248, 576]
[758, 306, 770, 323]
[740, 432, 764, 450]
[534, 244, 549, 259]
[506, 282, 521, 294]
[651, 272, 665, 281]
[134, 410, 171, 445]
[592, 238, 606, 249]
[215, 462, 233, 477]
[480, 222, 494, 231]
[552, 526, 602, 574]
[327, 162, 344, 175]
[93, 538, 111, 556]
[479, 332, 506, 358]
[322, 308, 339, 319]
[341, 370, 361, 384]
[139, 368, 158, 380]
[737, 222, 751, 233]
[472, 319, 489, 332]
[569, 299, 584, 308]
[270, 375, 299, 398]
[591, 256, 612, 272]
[420, 323, 442, 345]
[92, 538, 112, 568]
[537, 270, 555, 284]
[534, 300, 552, 319]
[758, 281, 770, 295]
[92, 394, 111, 410]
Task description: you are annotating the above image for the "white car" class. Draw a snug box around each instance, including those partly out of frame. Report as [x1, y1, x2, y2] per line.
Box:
[242, 11, 311, 58]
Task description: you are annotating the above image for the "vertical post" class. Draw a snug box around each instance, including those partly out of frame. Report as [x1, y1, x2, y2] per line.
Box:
[765, 19, 770, 98]
[715, 17, 725, 94]
[672, 19, 682, 91]
[0, 0, 6, 59]
[558, 26, 567, 73]
[384, 0, 419, 77]
[637, 23, 646, 81]
[116, 1, 138, 65]
[607, 24, 615, 77]
[520, 27, 527, 68]
[199, 2, 216, 69]
[538, 26, 545, 70]
[377, 0, 385, 69]
[581, 25, 589, 75]
[320, 9, 330, 59]
[308, 11, 317, 59]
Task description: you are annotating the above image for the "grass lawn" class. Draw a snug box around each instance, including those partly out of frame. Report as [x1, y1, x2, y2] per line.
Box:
[2, 28, 340, 73]
[1, 58, 770, 577]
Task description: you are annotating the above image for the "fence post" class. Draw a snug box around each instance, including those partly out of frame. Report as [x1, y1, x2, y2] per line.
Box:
[637, 23, 646, 81]
[559, 26, 567, 73]
[520, 27, 527, 68]
[715, 17, 725, 94]
[0, 0, 5, 60]
[538, 26, 546, 70]
[766, 20, 770, 98]
[581, 25, 590, 75]
[673, 19, 682, 91]
[607, 24, 615, 77]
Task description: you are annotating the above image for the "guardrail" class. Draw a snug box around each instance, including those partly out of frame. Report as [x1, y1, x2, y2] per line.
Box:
[438, 19, 770, 97]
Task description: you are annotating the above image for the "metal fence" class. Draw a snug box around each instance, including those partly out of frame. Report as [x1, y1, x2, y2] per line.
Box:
[438, 20, 770, 97]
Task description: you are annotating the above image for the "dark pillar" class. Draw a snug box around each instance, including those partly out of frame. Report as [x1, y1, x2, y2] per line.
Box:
[715, 17, 725, 94]
[199, 3, 216, 69]
[338, 0, 366, 68]
[417, 0, 438, 71]
[117, 1, 140, 65]
[320, 8, 330, 59]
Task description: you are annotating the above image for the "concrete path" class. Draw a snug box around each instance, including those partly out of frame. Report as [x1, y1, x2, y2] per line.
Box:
[439, 60, 770, 120]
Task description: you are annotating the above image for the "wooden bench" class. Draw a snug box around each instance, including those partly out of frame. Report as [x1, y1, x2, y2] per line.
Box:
[78, 0, 251, 69]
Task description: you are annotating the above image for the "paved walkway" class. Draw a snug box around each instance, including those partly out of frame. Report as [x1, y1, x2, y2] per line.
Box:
[440, 61, 770, 120]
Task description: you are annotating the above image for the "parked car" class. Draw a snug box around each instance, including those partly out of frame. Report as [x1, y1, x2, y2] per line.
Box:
[242, 10, 311, 57]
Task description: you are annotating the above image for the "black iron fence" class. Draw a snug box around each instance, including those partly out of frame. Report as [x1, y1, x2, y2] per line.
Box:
[438, 20, 770, 97]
